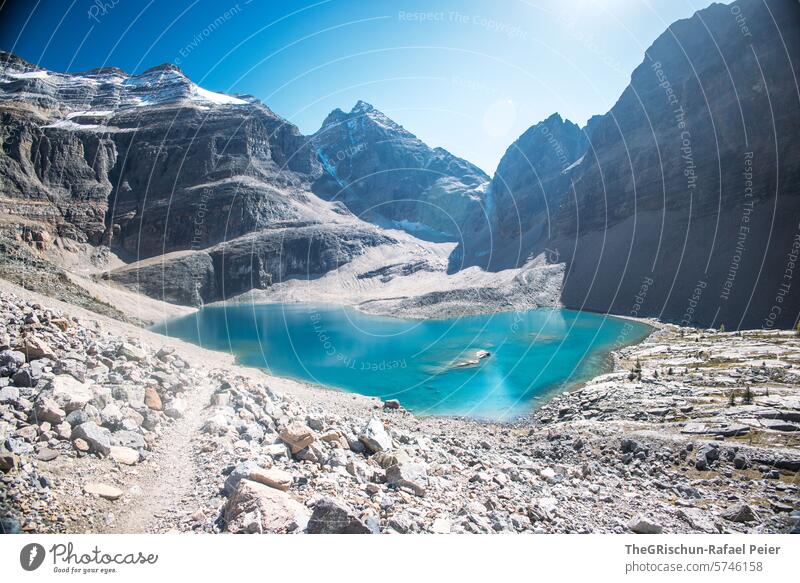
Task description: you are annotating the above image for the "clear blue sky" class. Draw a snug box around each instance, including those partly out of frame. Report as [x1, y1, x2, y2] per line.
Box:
[0, 0, 731, 173]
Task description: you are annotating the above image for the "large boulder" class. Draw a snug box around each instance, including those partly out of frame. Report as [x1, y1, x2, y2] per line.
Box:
[307, 497, 375, 534]
[279, 421, 315, 454]
[34, 396, 66, 424]
[50, 375, 93, 412]
[71, 421, 111, 456]
[386, 462, 428, 496]
[359, 417, 392, 453]
[223, 479, 309, 534]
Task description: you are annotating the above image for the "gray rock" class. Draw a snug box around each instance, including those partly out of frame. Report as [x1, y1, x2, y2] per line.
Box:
[386, 462, 428, 496]
[306, 497, 374, 534]
[359, 417, 392, 453]
[720, 503, 758, 523]
[71, 421, 111, 455]
[627, 516, 664, 534]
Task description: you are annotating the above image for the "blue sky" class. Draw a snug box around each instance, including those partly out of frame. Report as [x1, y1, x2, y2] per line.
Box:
[0, 0, 731, 173]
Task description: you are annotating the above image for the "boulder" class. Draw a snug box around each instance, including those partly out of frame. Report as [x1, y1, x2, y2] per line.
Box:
[34, 397, 66, 424]
[627, 516, 664, 534]
[383, 399, 401, 410]
[22, 335, 55, 360]
[386, 462, 428, 496]
[109, 446, 139, 465]
[84, 482, 124, 500]
[71, 421, 111, 456]
[307, 497, 374, 534]
[144, 386, 162, 410]
[50, 375, 93, 412]
[223, 479, 310, 533]
[720, 503, 758, 523]
[0, 349, 26, 376]
[249, 467, 293, 492]
[164, 398, 187, 419]
[118, 342, 146, 362]
[279, 421, 316, 454]
[359, 417, 392, 453]
[110, 430, 146, 449]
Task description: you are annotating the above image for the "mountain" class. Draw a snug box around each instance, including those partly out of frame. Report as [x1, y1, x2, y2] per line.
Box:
[311, 100, 490, 242]
[457, 0, 800, 329]
[0, 52, 545, 311]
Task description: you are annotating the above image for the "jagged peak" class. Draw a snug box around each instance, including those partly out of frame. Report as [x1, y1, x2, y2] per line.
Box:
[0, 50, 42, 72]
[351, 100, 375, 114]
[140, 63, 185, 76]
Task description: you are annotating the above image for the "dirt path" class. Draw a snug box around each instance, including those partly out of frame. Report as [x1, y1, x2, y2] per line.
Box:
[109, 378, 217, 534]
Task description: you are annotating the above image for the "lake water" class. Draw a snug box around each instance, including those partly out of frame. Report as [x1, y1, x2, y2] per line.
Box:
[150, 304, 651, 420]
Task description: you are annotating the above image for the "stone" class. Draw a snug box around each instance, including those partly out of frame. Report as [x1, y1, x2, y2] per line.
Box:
[109, 446, 139, 465]
[307, 497, 373, 534]
[100, 403, 123, 427]
[65, 410, 89, 427]
[224, 461, 265, 495]
[118, 342, 146, 362]
[110, 430, 146, 449]
[11, 367, 35, 387]
[34, 397, 66, 424]
[71, 421, 111, 456]
[695, 443, 720, 471]
[386, 462, 428, 496]
[720, 503, 758, 523]
[84, 482, 124, 500]
[359, 417, 392, 453]
[249, 467, 293, 492]
[0, 349, 26, 375]
[22, 335, 55, 360]
[431, 517, 451, 534]
[372, 449, 411, 469]
[36, 448, 59, 461]
[733, 453, 750, 470]
[144, 386, 162, 410]
[73, 438, 90, 452]
[383, 399, 401, 410]
[0, 385, 20, 402]
[223, 479, 310, 534]
[320, 430, 349, 449]
[164, 398, 187, 419]
[0, 453, 20, 472]
[50, 375, 93, 412]
[627, 516, 664, 534]
[279, 421, 316, 454]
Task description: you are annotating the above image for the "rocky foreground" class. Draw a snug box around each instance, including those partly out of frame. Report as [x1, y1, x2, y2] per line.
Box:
[0, 287, 798, 534]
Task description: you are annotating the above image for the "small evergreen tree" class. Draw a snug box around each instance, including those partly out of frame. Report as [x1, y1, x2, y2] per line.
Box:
[742, 386, 754, 405]
[727, 390, 737, 407]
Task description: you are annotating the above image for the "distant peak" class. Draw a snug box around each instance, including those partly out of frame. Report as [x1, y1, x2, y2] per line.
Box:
[0, 51, 41, 71]
[351, 100, 375, 114]
[140, 63, 184, 76]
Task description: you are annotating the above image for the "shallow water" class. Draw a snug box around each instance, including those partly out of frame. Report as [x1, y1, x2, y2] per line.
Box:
[151, 304, 651, 420]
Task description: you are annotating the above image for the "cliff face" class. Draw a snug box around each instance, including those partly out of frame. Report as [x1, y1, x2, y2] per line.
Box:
[458, 0, 800, 329]
[312, 101, 490, 242]
[0, 53, 402, 303]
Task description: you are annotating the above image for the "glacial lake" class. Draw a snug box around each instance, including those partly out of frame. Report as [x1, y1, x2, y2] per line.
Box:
[151, 304, 651, 420]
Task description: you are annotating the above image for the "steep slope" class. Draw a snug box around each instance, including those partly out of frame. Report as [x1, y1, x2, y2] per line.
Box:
[0, 54, 416, 305]
[312, 101, 490, 242]
[459, 0, 800, 329]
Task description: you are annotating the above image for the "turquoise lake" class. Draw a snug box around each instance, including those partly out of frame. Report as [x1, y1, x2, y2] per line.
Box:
[151, 304, 651, 420]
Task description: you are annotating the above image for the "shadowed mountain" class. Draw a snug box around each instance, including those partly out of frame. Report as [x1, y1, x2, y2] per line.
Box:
[455, 0, 800, 329]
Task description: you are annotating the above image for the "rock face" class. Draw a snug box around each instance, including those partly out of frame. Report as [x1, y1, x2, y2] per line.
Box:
[0, 54, 402, 307]
[312, 101, 490, 241]
[456, 0, 800, 329]
[223, 479, 310, 534]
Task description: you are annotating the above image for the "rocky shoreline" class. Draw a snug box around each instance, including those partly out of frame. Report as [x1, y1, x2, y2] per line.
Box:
[0, 281, 797, 534]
